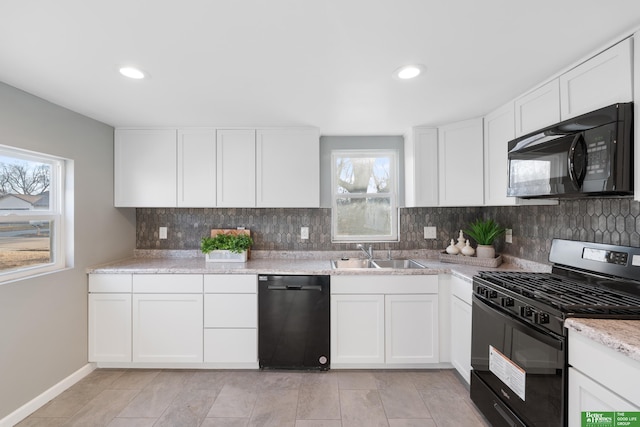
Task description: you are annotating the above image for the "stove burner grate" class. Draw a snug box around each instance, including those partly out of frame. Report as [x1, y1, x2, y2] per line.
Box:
[478, 271, 640, 317]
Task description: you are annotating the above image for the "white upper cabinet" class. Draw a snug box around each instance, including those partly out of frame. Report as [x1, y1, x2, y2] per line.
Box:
[216, 129, 257, 207]
[177, 129, 216, 207]
[560, 38, 633, 120]
[256, 128, 320, 207]
[114, 129, 177, 207]
[438, 118, 484, 206]
[483, 103, 515, 206]
[514, 80, 561, 137]
[405, 127, 438, 207]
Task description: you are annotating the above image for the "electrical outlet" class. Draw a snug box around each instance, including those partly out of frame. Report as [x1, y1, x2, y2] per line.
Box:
[301, 227, 309, 240]
[505, 228, 513, 244]
[159, 227, 168, 239]
[424, 226, 437, 239]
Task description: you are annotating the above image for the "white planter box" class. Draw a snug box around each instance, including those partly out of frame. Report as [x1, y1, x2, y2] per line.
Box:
[205, 250, 248, 263]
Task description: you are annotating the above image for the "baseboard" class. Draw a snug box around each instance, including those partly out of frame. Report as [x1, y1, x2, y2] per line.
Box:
[0, 363, 96, 427]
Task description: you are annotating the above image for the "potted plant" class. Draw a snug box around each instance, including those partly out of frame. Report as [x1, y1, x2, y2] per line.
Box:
[464, 218, 506, 259]
[200, 233, 253, 262]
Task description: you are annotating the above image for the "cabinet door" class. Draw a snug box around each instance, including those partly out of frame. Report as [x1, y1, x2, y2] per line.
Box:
[568, 368, 639, 427]
[514, 80, 560, 137]
[331, 294, 385, 365]
[204, 329, 257, 364]
[405, 127, 438, 207]
[450, 295, 472, 383]
[560, 38, 633, 120]
[483, 103, 515, 206]
[216, 129, 256, 207]
[88, 293, 132, 362]
[256, 128, 320, 207]
[114, 129, 177, 207]
[636, 32, 640, 203]
[385, 294, 439, 364]
[177, 129, 216, 207]
[438, 118, 484, 206]
[132, 293, 203, 363]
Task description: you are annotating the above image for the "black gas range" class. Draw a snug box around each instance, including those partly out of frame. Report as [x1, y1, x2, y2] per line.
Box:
[470, 239, 640, 427]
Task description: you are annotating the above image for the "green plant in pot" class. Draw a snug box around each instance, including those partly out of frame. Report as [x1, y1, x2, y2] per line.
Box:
[464, 218, 506, 259]
[201, 233, 253, 262]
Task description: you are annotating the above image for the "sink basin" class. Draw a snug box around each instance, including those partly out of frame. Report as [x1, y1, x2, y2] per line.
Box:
[372, 259, 426, 269]
[331, 259, 376, 269]
[330, 258, 426, 269]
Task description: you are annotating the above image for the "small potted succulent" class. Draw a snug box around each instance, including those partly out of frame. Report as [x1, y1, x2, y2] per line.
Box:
[464, 218, 506, 259]
[200, 233, 253, 262]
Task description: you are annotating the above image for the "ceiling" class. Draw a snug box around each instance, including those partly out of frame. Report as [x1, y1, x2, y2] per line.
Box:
[2, 1, 640, 135]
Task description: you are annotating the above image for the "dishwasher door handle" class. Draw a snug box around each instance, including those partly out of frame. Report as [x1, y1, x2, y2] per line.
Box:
[267, 284, 323, 291]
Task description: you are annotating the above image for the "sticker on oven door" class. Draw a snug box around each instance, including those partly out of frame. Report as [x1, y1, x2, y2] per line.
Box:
[489, 345, 526, 400]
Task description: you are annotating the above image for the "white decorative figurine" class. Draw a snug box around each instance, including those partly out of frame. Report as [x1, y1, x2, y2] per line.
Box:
[461, 240, 475, 256]
[446, 239, 460, 255]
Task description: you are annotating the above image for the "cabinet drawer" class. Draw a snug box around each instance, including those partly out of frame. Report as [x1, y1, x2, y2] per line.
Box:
[204, 328, 257, 363]
[331, 275, 438, 294]
[450, 275, 472, 305]
[133, 274, 203, 293]
[203, 274, 257, 293]
[89, 274, 132, 293]
[204, 294, 257, 327]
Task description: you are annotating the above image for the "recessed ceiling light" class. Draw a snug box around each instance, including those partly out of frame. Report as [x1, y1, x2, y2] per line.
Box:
[119, 67, 147, 79]
[393, 64, 426, 80]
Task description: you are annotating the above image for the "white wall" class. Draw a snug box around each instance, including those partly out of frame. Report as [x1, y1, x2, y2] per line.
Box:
[0, 82, 136, 419]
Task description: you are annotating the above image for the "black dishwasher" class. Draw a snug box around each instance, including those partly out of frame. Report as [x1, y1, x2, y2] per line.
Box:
[258, 275, 330, 370]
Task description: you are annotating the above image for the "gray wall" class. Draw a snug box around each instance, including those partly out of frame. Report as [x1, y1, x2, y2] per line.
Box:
[0, 82, 136, 419]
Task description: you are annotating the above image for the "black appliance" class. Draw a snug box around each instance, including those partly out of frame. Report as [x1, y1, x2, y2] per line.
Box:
[507, 103, 633, 199]
[471, 239, 640, 427]
[258, 274, 330, 370]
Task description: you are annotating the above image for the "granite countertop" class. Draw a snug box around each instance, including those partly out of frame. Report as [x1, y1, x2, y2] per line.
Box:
[87, 249, 547, 281]
[565, 318, 640, 363]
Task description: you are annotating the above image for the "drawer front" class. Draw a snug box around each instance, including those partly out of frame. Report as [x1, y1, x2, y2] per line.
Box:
[203, 274, 257, 293]
[133, 274, 203, 293]
[89, 274, 132, 293]
[450, 275, 472, 305]
[331, 275, 438, 294]
[204, 294, 257, 327]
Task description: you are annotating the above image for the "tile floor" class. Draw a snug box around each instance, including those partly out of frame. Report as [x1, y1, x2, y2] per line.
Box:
[17, 369, 491, 427]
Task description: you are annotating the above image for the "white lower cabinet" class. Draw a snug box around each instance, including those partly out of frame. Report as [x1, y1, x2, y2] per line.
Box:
[88, 274, 132, 363]
[331, 275, 439, 367]
[331, 294, 385, 364]
[447, 274, 472, 383]
[568, 330, 640, 426]
[203, 274, 257, 366]
[88, 293, 132, 362]
[385, 294, 438, 364]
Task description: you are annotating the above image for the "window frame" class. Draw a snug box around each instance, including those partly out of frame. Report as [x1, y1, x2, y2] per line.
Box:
[331, 148, 399, 242]
[0, 145, 66, 283]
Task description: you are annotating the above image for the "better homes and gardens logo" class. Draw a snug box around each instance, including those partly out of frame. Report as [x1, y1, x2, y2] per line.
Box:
[582, 412, 640, 427]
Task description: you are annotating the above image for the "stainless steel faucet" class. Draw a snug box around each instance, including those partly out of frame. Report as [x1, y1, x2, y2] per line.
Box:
[356, 243, 373, 259]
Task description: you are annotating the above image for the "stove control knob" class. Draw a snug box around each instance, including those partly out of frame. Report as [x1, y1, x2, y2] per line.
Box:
[488, 290, 498, 299]
[534, 312, 550, 324]
[520, 306, 532, 317]
[500, 297, 514, 307]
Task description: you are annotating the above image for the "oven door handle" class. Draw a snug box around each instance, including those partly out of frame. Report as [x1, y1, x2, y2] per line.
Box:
[473, 295, 564, 351]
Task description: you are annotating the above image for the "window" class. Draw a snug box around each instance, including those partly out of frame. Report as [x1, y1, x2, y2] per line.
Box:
[0, 146, 65, 282]
[332, 149, 398, 242]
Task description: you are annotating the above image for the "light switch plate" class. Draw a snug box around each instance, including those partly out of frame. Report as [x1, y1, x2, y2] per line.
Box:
[301, 227, 309, 240]
[505, 228, 512, 244]
[159, 227, 168, 239]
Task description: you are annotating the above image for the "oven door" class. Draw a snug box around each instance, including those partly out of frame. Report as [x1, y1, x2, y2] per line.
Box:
[470, 295, 566, 427]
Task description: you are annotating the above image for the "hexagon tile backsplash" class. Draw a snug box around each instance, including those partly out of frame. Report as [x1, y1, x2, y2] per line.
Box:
[136, 197, 640, 264]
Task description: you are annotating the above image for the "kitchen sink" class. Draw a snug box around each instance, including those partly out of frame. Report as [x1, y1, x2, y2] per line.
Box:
[331, 259, 376, 269]
[372, 259, 426, 269]
[330, 258, 426, 269]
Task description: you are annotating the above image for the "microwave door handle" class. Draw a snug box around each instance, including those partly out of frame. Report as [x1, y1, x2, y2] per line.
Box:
[568, 134, 587, 189]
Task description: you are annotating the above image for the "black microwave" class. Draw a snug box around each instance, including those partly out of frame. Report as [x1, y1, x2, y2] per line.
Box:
[507, 102, 633, 198]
